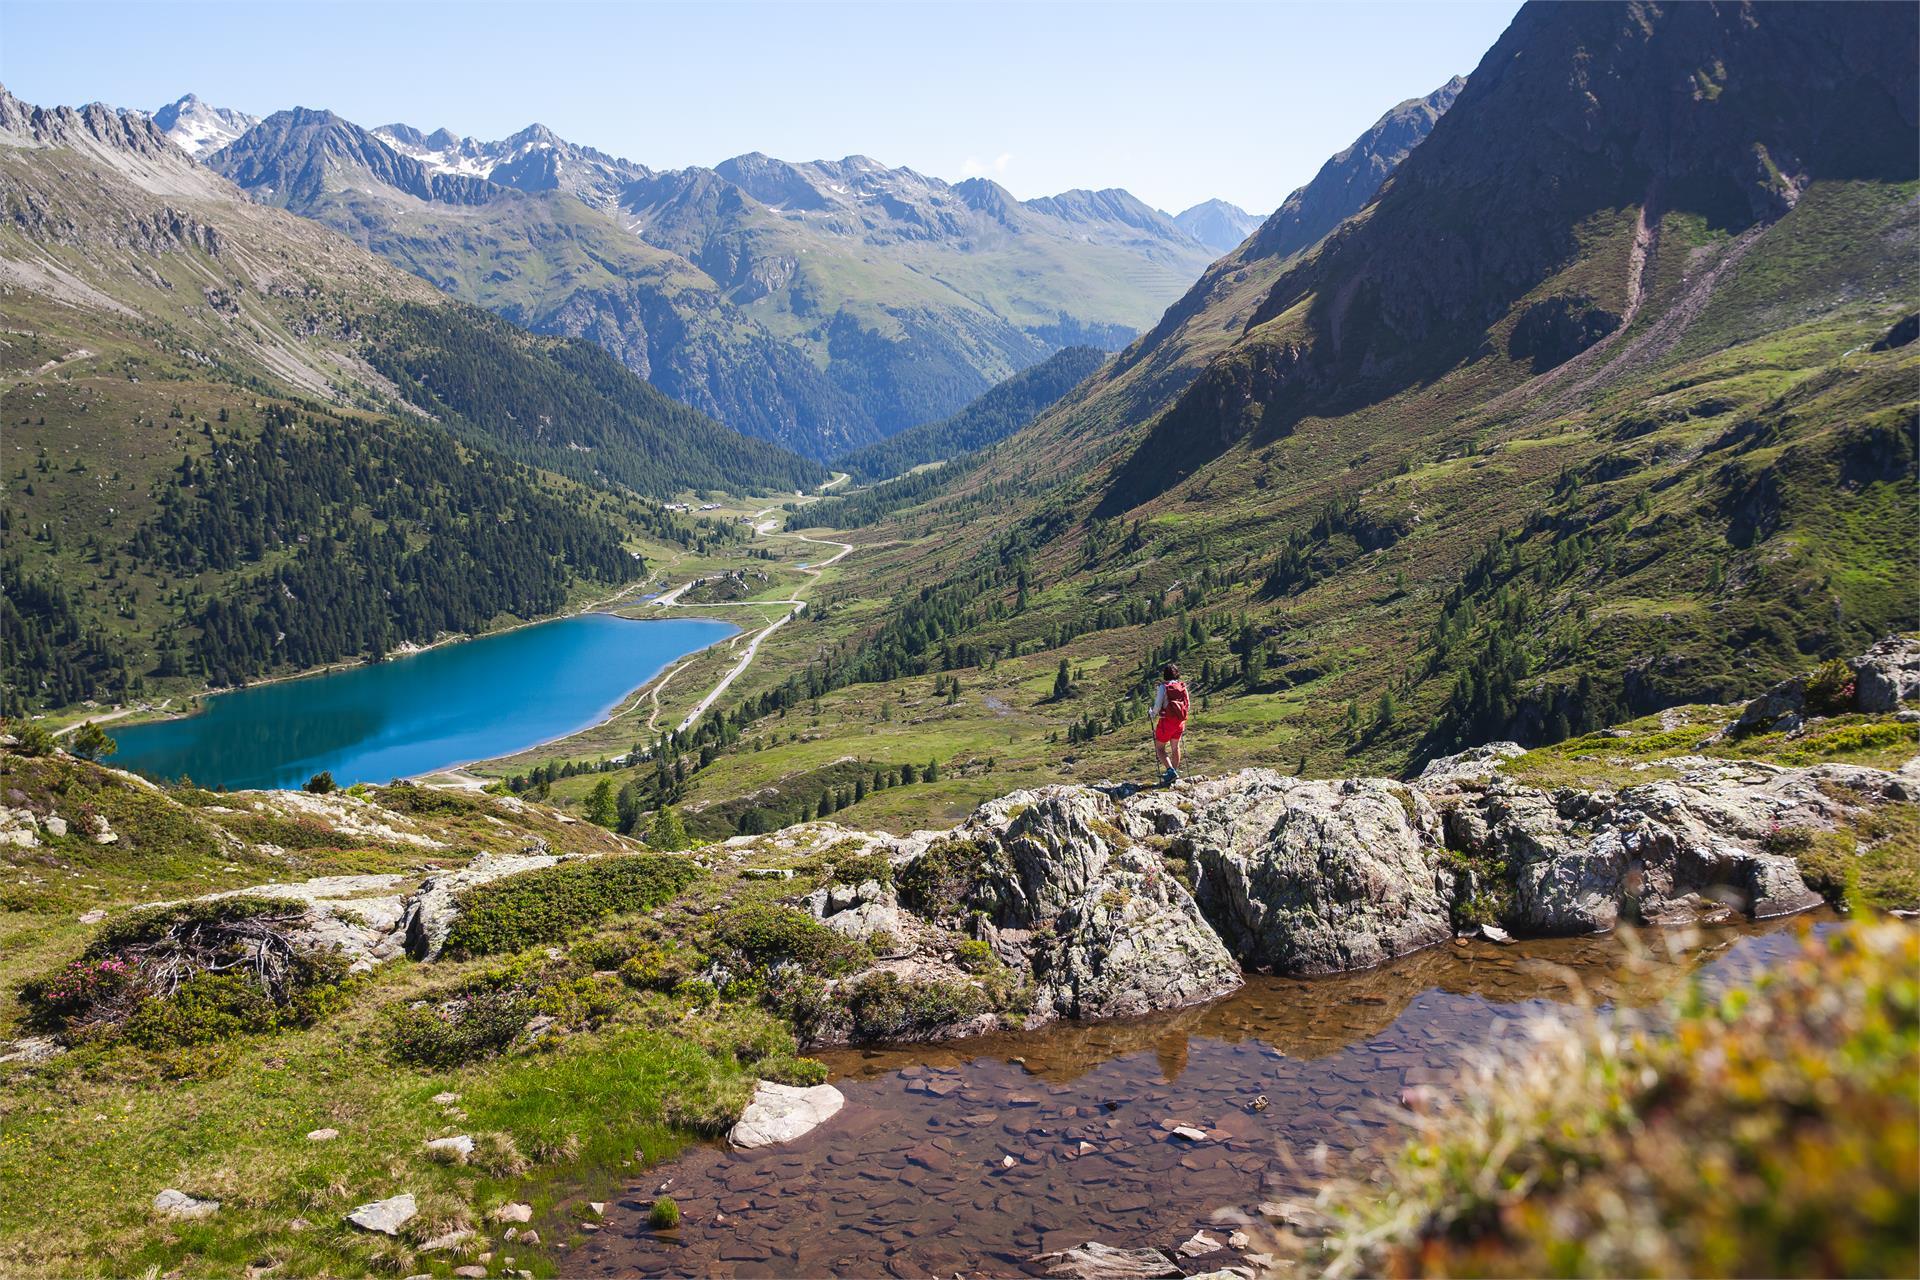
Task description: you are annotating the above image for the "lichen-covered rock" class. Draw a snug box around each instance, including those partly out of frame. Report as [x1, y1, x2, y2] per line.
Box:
[957, 787, 1244, 1020]
[1168, 772, 1453, 976]
[1852, 634, 1920, 713]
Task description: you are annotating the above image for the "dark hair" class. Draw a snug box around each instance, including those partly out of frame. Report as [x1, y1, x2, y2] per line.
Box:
[1162, 663, 1179, 680]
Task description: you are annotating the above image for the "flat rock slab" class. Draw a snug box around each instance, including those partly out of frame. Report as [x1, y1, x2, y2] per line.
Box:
[153, 1188, 219, 1219]
[346, 1192, 417, 1235]
[727, 1080, 846, 1148]
[1035, 1241, 1182, 1279]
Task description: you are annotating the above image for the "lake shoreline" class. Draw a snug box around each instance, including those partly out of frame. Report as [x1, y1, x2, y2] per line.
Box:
[107, 613, 740, 792]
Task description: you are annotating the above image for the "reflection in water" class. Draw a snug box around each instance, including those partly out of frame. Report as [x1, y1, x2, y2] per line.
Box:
[572, 915, 1829, 1280]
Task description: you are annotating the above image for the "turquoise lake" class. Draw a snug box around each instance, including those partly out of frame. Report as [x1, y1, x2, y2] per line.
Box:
[110, 615, 735, 791]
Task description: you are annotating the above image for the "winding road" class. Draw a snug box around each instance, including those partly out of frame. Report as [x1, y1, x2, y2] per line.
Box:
[646, 509, 855, 734]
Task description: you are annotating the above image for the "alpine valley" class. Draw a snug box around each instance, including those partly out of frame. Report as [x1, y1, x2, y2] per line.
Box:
[1, 3, 1917, 1279]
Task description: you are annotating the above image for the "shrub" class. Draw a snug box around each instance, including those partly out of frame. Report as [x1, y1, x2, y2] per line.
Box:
[648, 805, 691, 852]
[71, 721, 117, 762]
[441, 855, 703, 958]
[303, 771, 336, 794]
[649, 1196, 681, 1229]
[840, 971, 989, 1041]
[617, 939, 699, 991]
[829, 851, 894, 888]
[388, 988, 535, 1067]
[25, 896, 345, 1042]
[1804, 658, 1858, 717]
[8, 719, 56, 756]
[897, 839, 994, 918]
[761, 966, 837, 1043]
[709, 903, 865, 975]
[121, 973, 282, 1049]
[953, 939, 995, 972]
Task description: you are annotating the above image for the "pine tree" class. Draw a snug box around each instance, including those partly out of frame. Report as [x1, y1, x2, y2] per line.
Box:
[585, 778, 618, 828]
[1053, 658, 1072, 701]
[303, 770, 335, 794]
[648, 805, 690, 851]
[71, 720, 117, 762]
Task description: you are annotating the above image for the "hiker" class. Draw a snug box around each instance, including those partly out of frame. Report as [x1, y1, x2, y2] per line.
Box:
[1151, 662, 1189, 785]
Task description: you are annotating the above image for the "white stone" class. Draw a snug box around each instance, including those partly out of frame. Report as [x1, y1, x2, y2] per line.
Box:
[346, 1192, 417, 1235]
[431, 1091, 462, 1104]
[425, 1134, 474, 1160]
[153, 1188, 219, 1218]
[44, 815, 68, 838]
[1177, 1230, 1224, 1257]
[306, 1127, 340, 1142]
[1170, 1125, 1210, 1142]
[492, 1201, 533, 1223]
[727, 1079, 846, 1148]
[1035, 1241, 1182, 1279]
[77, 907, 104, 924]
[420, 1229, 474, 1251]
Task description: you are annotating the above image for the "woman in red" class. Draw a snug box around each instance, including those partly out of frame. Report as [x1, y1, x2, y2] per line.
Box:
[1151, 662, 1189, 786]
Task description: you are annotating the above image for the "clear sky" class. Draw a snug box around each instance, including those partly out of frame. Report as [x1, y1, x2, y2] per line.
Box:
[3, 1, 1521, 214]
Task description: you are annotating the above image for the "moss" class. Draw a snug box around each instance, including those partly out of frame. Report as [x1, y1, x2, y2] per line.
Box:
[952, 938, 995, 972]
[648, 1196, 681, 1229]
[440, 854, 703, 958]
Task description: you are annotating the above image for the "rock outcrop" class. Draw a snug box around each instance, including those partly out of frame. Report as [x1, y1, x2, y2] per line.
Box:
[1853, 635, 1920, 714]
[1128, 773, 1452, 976]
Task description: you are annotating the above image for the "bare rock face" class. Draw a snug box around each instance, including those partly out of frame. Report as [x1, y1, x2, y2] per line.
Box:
[1853, 635, 1920, 714]
[962, 787, 1245, 1020]
[1418, 754, 1902, 933]
[1150, 772, 1453, 976]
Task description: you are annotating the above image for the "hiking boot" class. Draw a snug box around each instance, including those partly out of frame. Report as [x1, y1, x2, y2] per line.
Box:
[1163, 767, 1178, 786]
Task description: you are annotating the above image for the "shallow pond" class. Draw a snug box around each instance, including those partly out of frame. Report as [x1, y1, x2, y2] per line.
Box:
[110, 614, 734, 790]
[572, 914, 1830, 1278]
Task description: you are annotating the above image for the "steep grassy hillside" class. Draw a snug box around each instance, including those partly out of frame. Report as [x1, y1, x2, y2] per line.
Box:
[833, 345, 1107, 482]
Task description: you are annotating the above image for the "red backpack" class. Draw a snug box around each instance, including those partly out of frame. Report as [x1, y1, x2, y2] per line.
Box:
[1162, 680, 1190, 723]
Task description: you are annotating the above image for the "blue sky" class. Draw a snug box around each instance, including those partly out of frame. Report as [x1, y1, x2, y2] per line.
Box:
[3, 1, 1520, 213]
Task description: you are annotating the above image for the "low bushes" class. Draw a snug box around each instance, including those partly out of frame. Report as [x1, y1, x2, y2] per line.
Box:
[441, 855, 703, 958]
[841, 971, 989, 1041]
[897, 838, 995, 917]
[22, 896, 352, 1046]
[708, 902, 866, 975]
[388, 987, 536, 1068]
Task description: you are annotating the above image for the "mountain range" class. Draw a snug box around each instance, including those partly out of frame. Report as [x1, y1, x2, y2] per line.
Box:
[134, 98, 1266, 458]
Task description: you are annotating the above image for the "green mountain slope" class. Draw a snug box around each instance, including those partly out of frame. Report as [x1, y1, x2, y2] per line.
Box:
[834, 345, 1107, 481]
[206, 111, 1222, 457]
[0, 89, 791, 711]
[655, 0, 1917, 821]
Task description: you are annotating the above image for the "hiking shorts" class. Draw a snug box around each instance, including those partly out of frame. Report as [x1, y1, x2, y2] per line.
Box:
[1154, 715, 1185, 744]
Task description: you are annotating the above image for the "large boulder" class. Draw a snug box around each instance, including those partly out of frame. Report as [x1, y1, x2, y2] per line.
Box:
[1852, 634, 1920, 714]
[963, 787, 1245, 1020]
[1149, 771, 1453, 976]
[727, 1080, 845, 1148]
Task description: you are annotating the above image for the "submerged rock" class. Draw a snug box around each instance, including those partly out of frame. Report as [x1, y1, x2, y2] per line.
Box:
[1035, 1240, 1183, 1279]
[728, 1080, 846, 1148]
